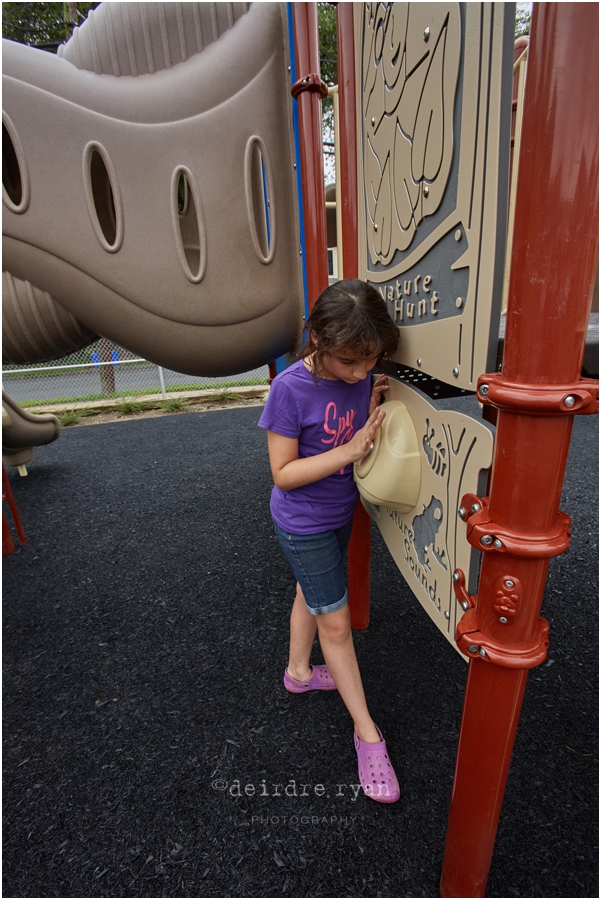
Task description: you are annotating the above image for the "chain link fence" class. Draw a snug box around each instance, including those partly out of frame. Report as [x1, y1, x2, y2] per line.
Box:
[2, 338, 269, 407]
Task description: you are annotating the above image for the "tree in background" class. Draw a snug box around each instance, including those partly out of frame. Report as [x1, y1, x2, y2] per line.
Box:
[2, 2, 99, 51]
[318, 2, 337, 180]
[318, 3, 337, 130]
[515, 3, 532, 37]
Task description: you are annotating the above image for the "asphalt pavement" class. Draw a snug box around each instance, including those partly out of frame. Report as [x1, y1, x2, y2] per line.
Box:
[2, 400, 598, 898]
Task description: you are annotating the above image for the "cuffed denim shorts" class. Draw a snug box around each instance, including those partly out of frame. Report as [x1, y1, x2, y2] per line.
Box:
[273, 518, 354, 616]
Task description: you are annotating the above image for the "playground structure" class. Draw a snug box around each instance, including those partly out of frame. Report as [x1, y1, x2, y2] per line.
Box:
[2, 2, 303, 376]
[290, 4, 597, 895]
[1, 389, 60, 473]
[3, 1, 303, 467]
[2, 3, 599, 897]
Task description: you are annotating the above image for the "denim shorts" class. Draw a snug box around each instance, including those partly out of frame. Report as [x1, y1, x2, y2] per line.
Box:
[273, 518, 354, 616]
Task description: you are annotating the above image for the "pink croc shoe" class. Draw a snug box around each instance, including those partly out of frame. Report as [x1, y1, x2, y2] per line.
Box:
[354, 726, 400, 804]
[283, 664, 338, 694]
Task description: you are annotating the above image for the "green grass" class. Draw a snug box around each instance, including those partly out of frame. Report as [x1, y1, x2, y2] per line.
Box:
[19, 392, 118, 407]
[158, 398, 189, 411]
[58, 407, 106, 425]
[58, 410, 82, 427]
[44, 387, 266, 426]
[14, 379, 268, 408]
[117, 401, 144, 414]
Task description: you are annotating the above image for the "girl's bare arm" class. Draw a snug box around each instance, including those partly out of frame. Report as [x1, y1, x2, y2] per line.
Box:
[267, 407, 385, 491]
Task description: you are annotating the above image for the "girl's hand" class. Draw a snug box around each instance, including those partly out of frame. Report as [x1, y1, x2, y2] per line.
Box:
[369, 374, 389, 415]
[346, 406, 386, 464]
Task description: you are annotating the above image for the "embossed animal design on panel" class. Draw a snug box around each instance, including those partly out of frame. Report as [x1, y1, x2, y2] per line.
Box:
[411, 495, 447, 571]
[361, 2, 461, 263]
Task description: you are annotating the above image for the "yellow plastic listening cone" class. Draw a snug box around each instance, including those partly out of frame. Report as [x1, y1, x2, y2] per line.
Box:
[354, 400, 421, 513]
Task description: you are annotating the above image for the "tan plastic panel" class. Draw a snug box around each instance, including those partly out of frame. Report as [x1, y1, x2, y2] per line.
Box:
[356, 378, 494, 658]
[2, 3, 303, 376]
[2, 271, 98, 364]
[2, 389, 61, 467]
[355, 3, 513, 391]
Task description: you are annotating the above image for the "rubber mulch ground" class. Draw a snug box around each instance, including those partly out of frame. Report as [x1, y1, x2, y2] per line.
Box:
[3, 401, 598, 898]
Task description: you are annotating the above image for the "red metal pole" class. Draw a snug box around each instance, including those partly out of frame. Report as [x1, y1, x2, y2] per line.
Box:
[337, 2, 371, 630]
[291, 3, 329, 313]
[348, 496, 371, 630]
[336, 3, 358, 282]
[440, 5, 598, 897]
[2, 464, 27, 551]
[3, 514, 16, 556]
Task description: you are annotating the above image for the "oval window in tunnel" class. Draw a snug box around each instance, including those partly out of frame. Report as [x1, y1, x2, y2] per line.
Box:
[177, 171, 189, 215]
[244, 135, 276, 265]
[171, 166, 207, 283]
[2, 113, 30, 213]
[83, 142, 124, 252]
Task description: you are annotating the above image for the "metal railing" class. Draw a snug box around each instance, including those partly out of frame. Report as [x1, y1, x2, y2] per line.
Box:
[502, 43, 529, 316]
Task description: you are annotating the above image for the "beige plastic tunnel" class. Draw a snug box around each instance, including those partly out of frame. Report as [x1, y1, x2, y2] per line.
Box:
[2, 2, 304, 376]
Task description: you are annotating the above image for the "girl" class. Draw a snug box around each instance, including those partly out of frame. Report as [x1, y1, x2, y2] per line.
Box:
[258, 279, 401, 804]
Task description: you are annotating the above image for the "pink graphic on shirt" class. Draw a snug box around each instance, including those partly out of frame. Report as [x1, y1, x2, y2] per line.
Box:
[322, 402, 356, 474]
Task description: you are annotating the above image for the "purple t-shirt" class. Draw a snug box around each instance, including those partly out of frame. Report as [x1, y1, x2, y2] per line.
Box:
[258, 359, 371, 534]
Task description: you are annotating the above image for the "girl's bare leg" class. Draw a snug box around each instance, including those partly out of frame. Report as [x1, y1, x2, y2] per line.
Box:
[316, 604, 380, 743]
[287, 583, 317, 682]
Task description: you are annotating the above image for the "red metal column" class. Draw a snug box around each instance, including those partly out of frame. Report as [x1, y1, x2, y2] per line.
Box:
[291, 3, 329, 313]
[337, 2, 371, 630]
[336, 3, 359, 281]
[3, 514, 16, 556]
[440, 4, 598, 897]
[2, 464, 26, 555]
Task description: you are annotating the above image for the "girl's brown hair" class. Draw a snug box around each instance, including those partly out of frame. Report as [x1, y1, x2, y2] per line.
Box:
[301, 279, 399, 379]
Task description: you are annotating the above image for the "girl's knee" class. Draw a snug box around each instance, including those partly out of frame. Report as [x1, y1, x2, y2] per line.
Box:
[317, 607, 351, 643]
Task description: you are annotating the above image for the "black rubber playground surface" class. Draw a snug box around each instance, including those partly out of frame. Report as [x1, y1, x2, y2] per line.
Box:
[3, 401, 598, 898]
